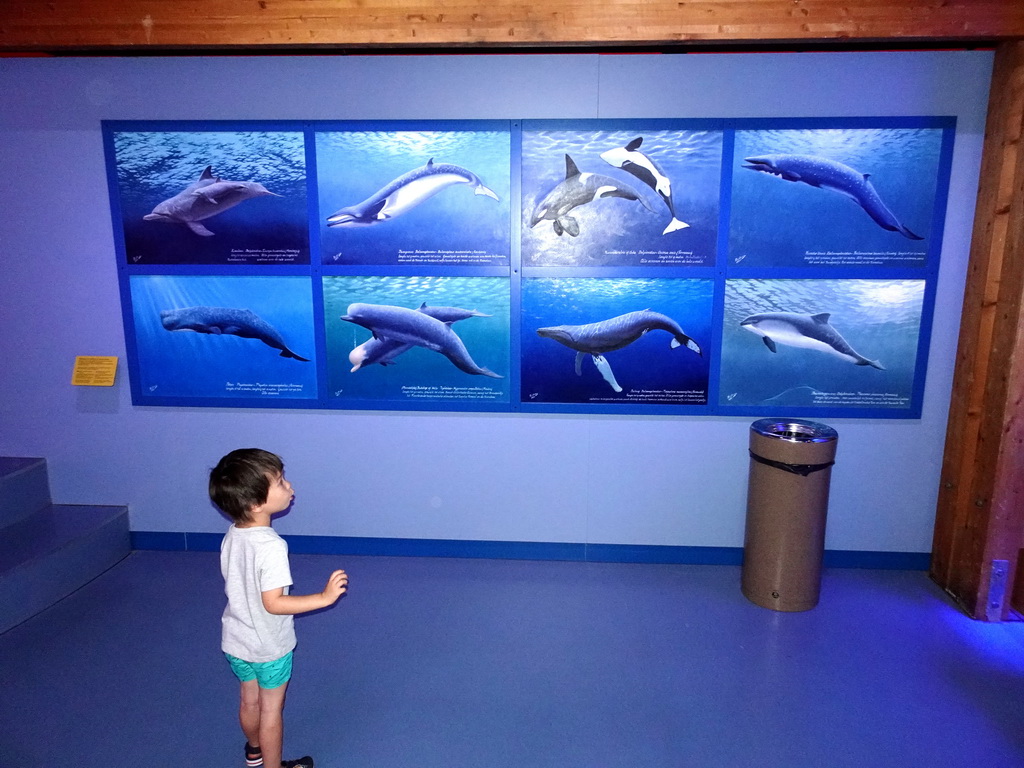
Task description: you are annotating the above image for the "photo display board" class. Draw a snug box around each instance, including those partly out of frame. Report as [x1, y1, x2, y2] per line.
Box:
[104, 117, 955, 418]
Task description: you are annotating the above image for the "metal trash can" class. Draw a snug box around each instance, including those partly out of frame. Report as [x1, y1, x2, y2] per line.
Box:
[741, 418, 838, 612]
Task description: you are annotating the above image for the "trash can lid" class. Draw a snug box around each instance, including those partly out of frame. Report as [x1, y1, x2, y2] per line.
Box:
[751, 418, 838, 443]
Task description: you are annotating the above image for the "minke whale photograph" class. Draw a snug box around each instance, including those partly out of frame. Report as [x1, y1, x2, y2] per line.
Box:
[326, 159, 498, 228]
[322, 275, 511, 406]
[315, 129, 511, 267]
[521, 126, 722, 267]
[728, 126, 948, 268]
[127, 275, 317, 401]
[720, 278, 926, 412]
[109, 129, 310, 265]
[522, 277, 713, 405]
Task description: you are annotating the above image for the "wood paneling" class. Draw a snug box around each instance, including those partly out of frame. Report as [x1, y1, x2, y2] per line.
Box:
[0, 0, 1023, 51]
[930, 40, 1024, 620]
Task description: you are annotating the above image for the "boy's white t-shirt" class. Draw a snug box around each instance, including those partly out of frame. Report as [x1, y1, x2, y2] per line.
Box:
[220, 525, 297, 663]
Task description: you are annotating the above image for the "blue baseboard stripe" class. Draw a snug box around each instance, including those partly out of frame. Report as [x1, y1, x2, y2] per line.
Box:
[129, 531, 930, 570]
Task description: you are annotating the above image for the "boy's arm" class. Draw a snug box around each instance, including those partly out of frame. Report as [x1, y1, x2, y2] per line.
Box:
[262, 569, 348, 616]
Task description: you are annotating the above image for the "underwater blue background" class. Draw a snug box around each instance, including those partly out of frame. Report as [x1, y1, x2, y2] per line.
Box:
[720, 278, 924, 408]
[316, 130, 511, 266]
[522, 278, 713, 404]
[323, 275, 511, 403]
[728, 128, 944, 268]
[114, 131, 309, 265]
[129, 275, 317, 399]
[521, 128, 722, 267]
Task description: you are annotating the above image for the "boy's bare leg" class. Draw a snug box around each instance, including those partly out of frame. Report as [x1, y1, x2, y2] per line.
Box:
[239, 679, 262, 751]
[258, 681, 289, 768]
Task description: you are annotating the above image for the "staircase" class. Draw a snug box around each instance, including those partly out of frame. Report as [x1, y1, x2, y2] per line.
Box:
[0, 457, 130, 634]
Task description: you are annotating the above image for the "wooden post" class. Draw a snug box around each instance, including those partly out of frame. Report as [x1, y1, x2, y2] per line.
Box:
[930, 40, 1024, 621]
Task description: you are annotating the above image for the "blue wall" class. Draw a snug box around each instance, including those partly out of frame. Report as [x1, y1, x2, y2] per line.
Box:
[0, 52, 993, 563]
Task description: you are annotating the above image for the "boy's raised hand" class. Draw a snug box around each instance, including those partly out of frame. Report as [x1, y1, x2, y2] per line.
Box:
[322, 569, 348, 604]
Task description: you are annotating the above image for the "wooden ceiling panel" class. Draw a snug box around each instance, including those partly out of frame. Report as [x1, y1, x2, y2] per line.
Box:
[1, 0, 1022, 52]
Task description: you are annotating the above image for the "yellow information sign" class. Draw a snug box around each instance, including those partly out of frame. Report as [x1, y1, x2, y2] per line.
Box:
[72, 356, 119, 387]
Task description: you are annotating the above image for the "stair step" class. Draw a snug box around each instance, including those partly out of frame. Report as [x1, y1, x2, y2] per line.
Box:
[0, 457, 50, 528]
[0, 503, 130, 634]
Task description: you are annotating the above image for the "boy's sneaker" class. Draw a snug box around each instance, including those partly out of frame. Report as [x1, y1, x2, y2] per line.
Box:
[244, 742, 263, 767]
[282, 758, 314, 768]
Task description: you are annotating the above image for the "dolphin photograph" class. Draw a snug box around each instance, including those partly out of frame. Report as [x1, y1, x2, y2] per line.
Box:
[110, 129, 310, 265]
[728, 126, 947, 268]
[720, 278, 925, 410]
[144, 166, 280, 237]
[522, 277, 712, 404]
[322, 275, 510, 406]
[316, 128, 511, 267]
[600, 136, 690, 235]
[521, 125, 722, 267]
[128, 275, 318, 400]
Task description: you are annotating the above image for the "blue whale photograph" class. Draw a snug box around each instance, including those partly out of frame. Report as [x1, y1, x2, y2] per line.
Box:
[728, 127, 947, 269]
[316, 128, 511, 267]
[720, 278, 925, 410]
[522, 278, 713, 405]
[129, 275, 317, 400]
[322, 275, 510, 406]
[521, 126, 722, 267]
[111, 130, 309, 265]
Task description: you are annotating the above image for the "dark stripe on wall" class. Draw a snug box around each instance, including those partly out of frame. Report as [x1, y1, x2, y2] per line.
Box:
[129, 531, 930, 570]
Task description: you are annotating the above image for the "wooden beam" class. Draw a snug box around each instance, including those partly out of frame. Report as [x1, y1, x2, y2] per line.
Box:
[0, 0, 1023, 51]
[931, 39, 1024, 621]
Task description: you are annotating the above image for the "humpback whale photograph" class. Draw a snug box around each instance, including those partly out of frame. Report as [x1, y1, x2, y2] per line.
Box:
[521, 277, 713, 404]
[537, 310, 702, 393]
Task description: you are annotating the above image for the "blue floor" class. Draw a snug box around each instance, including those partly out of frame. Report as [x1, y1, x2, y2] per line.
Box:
[2, 551, 1024, 767]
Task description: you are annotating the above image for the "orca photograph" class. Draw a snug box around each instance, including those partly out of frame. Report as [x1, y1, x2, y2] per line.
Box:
[108, 128, 310, 265]
[315, 125, 511, 267]
[520, 124, 722, 268]
[127, 275, 318, 401]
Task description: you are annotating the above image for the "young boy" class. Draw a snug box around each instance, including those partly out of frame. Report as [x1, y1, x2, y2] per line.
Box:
[210, 448, 348, 768]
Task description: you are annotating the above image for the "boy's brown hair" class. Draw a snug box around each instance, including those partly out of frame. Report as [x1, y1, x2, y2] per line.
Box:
[209, 448, 284, 523]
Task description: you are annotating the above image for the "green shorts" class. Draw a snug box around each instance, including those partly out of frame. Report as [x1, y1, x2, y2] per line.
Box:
[225, 651, 293, 689]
